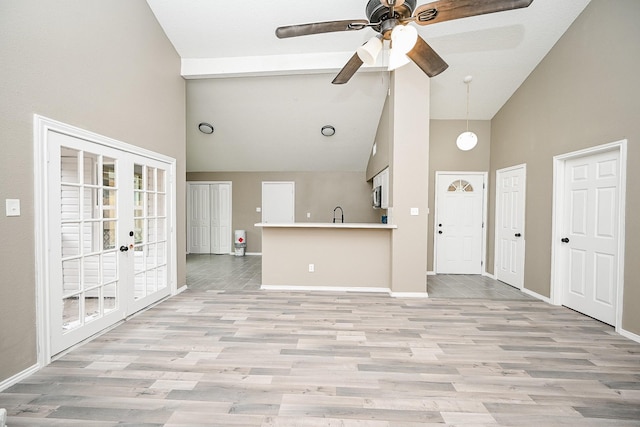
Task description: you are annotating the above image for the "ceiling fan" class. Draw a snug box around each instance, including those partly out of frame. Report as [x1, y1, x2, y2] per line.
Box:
[276, 0, 534, 84]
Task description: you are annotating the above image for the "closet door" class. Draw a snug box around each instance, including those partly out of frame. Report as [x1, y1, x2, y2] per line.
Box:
[188, 182, 232, 254]
[188, 184, 211, 253]
[211, 183, 232, 254]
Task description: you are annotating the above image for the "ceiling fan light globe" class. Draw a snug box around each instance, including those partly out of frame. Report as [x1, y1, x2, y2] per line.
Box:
[456, 131, 478, 151]
[388, 48, 411, 71]
[390, 24, 418, 54]
[356, 36, 383, 65]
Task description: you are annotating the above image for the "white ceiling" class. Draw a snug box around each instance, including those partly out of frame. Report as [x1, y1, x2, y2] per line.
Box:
[146, 0, 591, 172]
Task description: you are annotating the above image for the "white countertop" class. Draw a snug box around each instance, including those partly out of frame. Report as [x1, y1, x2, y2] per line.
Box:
[255, 222, 396, 229]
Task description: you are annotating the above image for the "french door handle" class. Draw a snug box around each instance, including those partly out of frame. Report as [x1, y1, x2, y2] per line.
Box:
[438, 230, 443, 234]
[119, 245, 129, 252]
[561, 237, 570, 243]
[515, 233, 521, 237]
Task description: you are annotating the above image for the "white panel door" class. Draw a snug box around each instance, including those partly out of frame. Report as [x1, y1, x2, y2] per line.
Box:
[187, 182, 232, 254]
[48, 131, 171, 355]
[561, 150, 620, 325]
[495, 165, 526, 289]
[216, 183, 232, 254]
[188, 184, 210, 253]
[210, 183, 232, 254]
[435, 174, 484, 274]
[262, 182, 295, 224]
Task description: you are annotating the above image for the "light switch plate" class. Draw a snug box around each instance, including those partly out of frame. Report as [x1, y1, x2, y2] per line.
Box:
[410, 207, 419, 216]
[6, 199, 20, 217]
[256, 207, 261, 213]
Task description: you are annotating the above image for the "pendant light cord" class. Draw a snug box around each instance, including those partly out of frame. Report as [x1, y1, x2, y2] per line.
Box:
[465, 81, 470, 132]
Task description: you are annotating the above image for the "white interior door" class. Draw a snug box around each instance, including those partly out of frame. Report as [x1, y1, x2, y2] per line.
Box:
[262, 182, 295, 224]
[560, 149, 620, 325]
[188, 184, 211, 254]
[495, 165, 526, 289]
[187, 182, 232, 254]
[48, 130, 171, 355]
[211, 183, 232, 254]
[435, 173, 484, 274]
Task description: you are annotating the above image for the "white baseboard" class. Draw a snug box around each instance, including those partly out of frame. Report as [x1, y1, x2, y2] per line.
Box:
[0, 363, 40, 392]
[483, 271, 497, 280]
[426, 271, 436, 276]
[619, 327, 640, 344]
[522, 287, 553, 304]
[261, 285, 389, 294]
[389, 291, 429, 298]
[260, 285, 429, 299]
[175, 285, 188, 295]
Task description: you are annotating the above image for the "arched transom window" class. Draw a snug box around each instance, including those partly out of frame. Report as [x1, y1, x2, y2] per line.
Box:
[448, 179, 474, 192]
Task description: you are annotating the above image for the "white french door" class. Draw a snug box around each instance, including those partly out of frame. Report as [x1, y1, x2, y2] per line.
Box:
[495, 164, 526, 289]
[47, 130, 171, 355]
[434, 173, 485, 274]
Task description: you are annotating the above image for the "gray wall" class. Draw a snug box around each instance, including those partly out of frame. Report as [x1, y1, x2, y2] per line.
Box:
[0, 0, 186, 383]
[366, 94, 392, 182]
[428, 120, 491, 272]
[186, 171, 381, 253]
[488, 0, 640, 334]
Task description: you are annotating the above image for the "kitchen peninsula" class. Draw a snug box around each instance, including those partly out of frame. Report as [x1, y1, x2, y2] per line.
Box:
[256, 222, 396, 292]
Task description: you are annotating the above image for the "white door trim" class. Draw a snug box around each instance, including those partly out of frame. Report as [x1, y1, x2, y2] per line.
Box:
[550, 139, 627, 331]
[34, 114, 178, 366]
[494, 163, 527, 290]
[433, 171, 488, 274]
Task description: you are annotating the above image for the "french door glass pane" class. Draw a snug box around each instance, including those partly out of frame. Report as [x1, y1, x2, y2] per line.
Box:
[60, 147, 80, 184]
[62, 259, 80, 294]
[61, 186, 80, 220]
[59, 146, 119, 334]
[61, 223, 81, 257]
[62, 296, 80, 330]
[104, 283, 117, 313]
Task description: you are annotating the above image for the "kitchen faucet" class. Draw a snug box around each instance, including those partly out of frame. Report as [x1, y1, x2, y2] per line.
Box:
[333, 206, 344, 223]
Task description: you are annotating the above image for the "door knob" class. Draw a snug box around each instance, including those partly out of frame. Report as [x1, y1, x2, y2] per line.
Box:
[515, 233, 521, 237]
[119, 245, 129, 252]
[438, 230, 443, 234]
[561, 237, 570, 243]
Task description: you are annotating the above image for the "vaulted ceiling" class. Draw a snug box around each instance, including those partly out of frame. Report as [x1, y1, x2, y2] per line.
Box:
[146, 0, 591, 172]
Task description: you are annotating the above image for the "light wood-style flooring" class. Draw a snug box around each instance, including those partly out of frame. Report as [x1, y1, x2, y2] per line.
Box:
[1, 254, 639, 426]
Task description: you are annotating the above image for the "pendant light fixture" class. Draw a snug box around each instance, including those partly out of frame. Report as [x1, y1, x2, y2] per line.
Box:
[456, 75, 478, 151]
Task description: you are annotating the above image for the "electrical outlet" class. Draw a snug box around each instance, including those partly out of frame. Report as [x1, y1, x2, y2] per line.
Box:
[308, 264, 315, 273]
[307, 212, 311, 219]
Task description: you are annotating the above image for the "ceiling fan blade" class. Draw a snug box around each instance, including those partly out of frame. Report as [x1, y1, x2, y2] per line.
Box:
[276, 19, 369, 39]
[332, 53, 364, 85]
[413, 0, 533, 26]
[406, 35, 449, 77]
